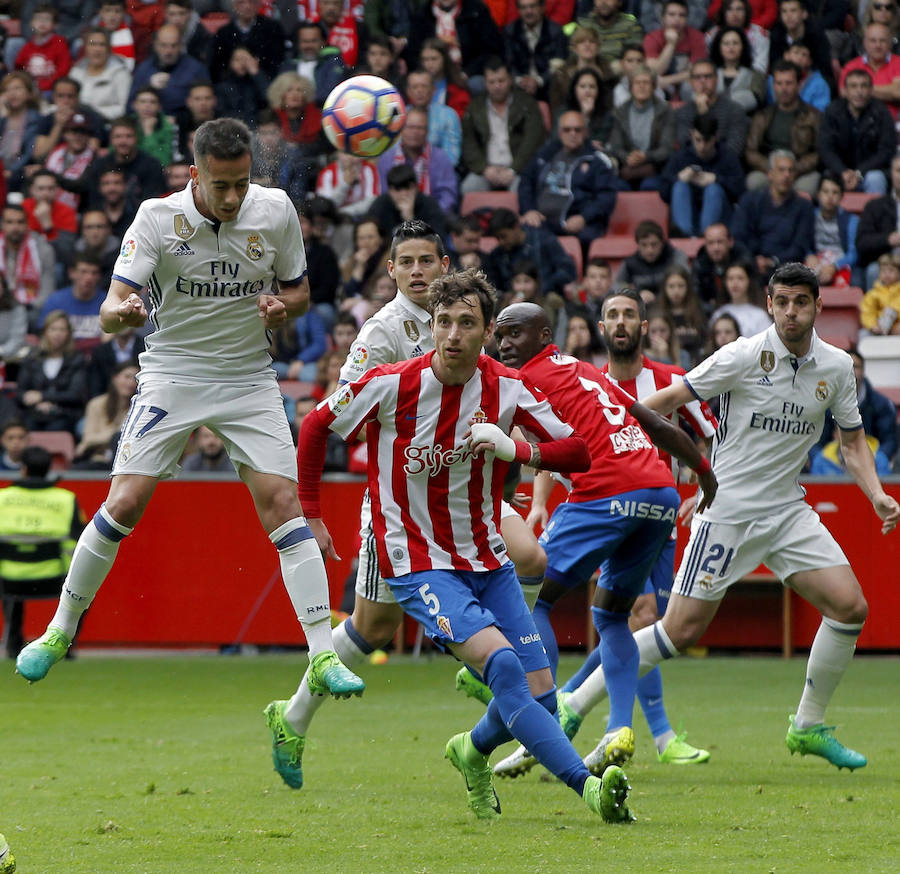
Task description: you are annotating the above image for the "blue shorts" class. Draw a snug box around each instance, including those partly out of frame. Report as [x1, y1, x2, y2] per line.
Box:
[387, 562, 550, 674]
[540, 487, 680, 599]
[644, 537, 675, 615]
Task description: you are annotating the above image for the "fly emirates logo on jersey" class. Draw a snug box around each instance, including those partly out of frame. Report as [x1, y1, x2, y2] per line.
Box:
[175, 260, 267, 299]
[749, 400, 816, 436]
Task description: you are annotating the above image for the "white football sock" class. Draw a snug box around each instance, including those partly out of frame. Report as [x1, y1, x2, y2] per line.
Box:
[794, 617, 862, 729]
[49, 505, 132, 638]
[284, 619, 371, 733]
[568, 621, 677, 716]
[270, 519, 334, 657]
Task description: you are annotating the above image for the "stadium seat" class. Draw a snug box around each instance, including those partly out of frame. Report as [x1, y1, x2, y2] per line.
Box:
[279, 380, 316, 401]
[607, 192, 669, 237]
[557, 235, 583, 280]
[479, 235, 498, 254]
[460, 190, 519, 217]
[27, 432, 75, 471]
[857, 335, 900, 388]
[816, 285, 863, 347]
[840, 192, 878, 215]
[587, 235, 637, 262]
[670, 237, 704, 260]
[201, 12, 231, 34]
[538, 100, 551, 132]
[0, 19, 20, 36]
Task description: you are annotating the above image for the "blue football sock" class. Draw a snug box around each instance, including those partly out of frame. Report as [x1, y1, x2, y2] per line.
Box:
[475, 647, 588, 794]
[561, 643, 604, 694]
[637, 666, 671, 739]
[532, 598, 559, 678]
[591, 607, 638, 732]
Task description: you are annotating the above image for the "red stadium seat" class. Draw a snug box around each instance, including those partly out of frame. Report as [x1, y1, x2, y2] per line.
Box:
[820, 285, 863, 308]
[670, 237, 705, 260]
[279, 380, 316, 401]
[201, 12, 231, 34]
[27, 431, 75, 471]
[557, 235, 583, 280]
[479, 235, 498, 253]
[607, 192, 669, 237]
[840, 192, 878, 215]
[587, 235, 637, 262]
[460, 190, 519, 217]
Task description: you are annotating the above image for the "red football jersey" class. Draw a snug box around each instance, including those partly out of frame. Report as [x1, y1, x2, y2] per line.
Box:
[603, 355, 717, 481]
[520, 345, 674, 502]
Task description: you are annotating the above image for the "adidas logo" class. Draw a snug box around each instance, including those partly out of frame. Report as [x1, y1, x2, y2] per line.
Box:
[173, 242, 194, 256]
[756, 375, 773, 386]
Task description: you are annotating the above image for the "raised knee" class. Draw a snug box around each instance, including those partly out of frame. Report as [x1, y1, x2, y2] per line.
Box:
[515, 545, 546, 579]
[838, 594, 868, 626]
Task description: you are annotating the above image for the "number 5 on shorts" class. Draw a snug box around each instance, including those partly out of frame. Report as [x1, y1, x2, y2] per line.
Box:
[418, 583, 441, 615]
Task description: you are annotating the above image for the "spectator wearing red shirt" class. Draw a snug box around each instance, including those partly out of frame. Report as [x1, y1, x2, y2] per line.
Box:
[15, 4, 72, 94]
[316, 0, 366, 69]
[644, 0, 707, 101]
[23, 169, 78, 268]
[840, 22, 900, 120]
[705, 0, 778, 31]
[267, 71, 324, 149]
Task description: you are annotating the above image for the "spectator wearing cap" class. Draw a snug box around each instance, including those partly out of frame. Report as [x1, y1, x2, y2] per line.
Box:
[42, 114, 97, 213]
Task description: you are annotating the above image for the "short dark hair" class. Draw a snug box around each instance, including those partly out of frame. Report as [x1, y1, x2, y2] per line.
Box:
[109, 116, 138, 135]
[0, 419, 26, 438]
[427, 268, 497, 325]
[511, 258, 539, 282]
[32, 3, 57, 20]
[193, 118, 252, 164]
[621, 41, 644, 57]
[818, 171, 844, 194]
[845, 68, 873, 86]
[767, 262, 819, 299]
[450, 214, 482, 235]
[487, 207, 519, 236]
[772, 59, 800, 79]
[386, 164, 417, 189]
[333, 311, 359, 331]
[29, 168, 59, 186]
[367, 33, 392, 52]
[188, 80, 215, 95]
[297, 19, 326, 39]
[256, 107, 280, 128]
[635, 219, 664, 242]
[2, 203, 26, 220]
[586, 256, 611, 272]
[483, 55, 508, 75]
[21, 446, 52, 479]
[71, 253, 102, 270]
[601, 286, 647, 320]
[390, 219, 445, 261]
[692, 113, 718, 139]
[53, 76, 79, 94]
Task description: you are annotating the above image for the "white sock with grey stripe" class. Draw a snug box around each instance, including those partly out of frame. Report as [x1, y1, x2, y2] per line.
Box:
[567, 621, 677, 716]
[794, 617, 862, 729]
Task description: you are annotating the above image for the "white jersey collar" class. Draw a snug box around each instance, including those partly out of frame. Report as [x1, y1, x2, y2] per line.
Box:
[179, 179, 255, 229]
[394, 291, 431, 324]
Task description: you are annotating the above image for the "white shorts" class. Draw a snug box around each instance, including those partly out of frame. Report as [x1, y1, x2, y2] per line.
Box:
[674, 502, 849, 601]
[113, 376, 296, 481]
[355, 496, 520, 605]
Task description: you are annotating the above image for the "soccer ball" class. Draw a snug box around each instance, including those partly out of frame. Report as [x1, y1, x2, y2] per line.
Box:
[322, 75, 406, 159]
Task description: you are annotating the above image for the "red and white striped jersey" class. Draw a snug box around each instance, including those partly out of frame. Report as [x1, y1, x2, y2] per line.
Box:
[602, 355, 718, 480]
[520, 345, 675, 503]
[315, 160, 381, 211]
[300, 352, 579, 578]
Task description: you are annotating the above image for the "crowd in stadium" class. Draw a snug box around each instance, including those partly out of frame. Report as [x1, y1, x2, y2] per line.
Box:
[0, 0, 897, 474]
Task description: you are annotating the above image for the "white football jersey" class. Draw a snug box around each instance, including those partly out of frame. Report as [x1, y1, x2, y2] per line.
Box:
[112, 181, 307, 382]
[684, 325, 862, 523]
[339, 291, 432, 383]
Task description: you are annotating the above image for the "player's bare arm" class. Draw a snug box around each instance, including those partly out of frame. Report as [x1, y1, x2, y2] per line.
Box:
[526, 469, 555, 531]
[640, 379, 695, 417]
[838, 426, 900, 535]
[306, 516, 341, 560]
[99, 278, 148, 333]
[628, 401, 717, 513]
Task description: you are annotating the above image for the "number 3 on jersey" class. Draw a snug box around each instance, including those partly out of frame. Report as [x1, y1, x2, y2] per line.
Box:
[578, 376, 626, 425]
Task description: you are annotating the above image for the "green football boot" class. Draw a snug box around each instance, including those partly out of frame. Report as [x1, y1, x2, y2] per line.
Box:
[658, 731, 710, 764]
[263, 700, 306, 789]
[306, 650, 365, 698]
[445, 732, 501, 820]
[15, 628, 71, 683]
[557, 690, 583, 740]
[583, 726, 635, 776]
[0, 832, 16, 873]
[785, 715, 867, 771]
[582, 767, 635, 824]
[454, 666, 493, 705]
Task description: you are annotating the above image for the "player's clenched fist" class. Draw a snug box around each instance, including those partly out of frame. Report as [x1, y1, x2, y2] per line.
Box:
[258, 294, 288, 328]
[116, 293, 148, 327]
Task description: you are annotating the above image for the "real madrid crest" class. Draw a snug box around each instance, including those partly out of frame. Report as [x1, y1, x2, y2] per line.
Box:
[246, 233, 264, 261]
[174, 214, 194, 239]
[760, 350, 775, 372]
[403, 319, 419, 341]
[815, 380, 828, 401]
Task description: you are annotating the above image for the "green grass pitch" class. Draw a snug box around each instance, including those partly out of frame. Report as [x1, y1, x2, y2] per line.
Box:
[2, 653, 898, 873]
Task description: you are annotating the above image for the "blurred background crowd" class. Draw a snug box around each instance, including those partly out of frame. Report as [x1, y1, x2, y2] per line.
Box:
[0, 0, 896, 476]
